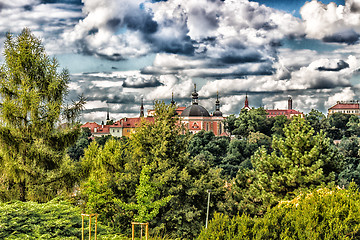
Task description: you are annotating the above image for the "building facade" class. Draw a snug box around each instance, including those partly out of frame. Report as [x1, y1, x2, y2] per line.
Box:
[328, 101, 360, 116]
[179, 85, 226, 136]
[265, 97, 304, 119]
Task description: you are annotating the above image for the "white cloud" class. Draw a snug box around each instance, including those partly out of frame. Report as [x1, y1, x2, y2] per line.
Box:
[325, 87, 356, 108]
[301, 0, 360, 43]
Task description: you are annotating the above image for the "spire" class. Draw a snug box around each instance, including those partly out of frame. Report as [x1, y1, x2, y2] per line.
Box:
[192, 84, 198, 105]
[171, 92, 175, 105]
[213, 91, 223, 116]
[245, 92, 249, 108]
[106, 105, 110, 121]
[288, 96, 292, 110]
[140, 97, 144, 117]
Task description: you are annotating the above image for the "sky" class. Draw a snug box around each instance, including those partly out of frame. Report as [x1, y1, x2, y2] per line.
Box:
[1, 0, 360, 123]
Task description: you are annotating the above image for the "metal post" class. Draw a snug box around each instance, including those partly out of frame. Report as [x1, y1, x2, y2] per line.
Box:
[89, 215, 91, 240]
[82, 215, 84, 240]
[132, 223, 135, 240]
[206, 189, 211, 229]
[145, 223, 149, 240]
[95, 215, 98, 240]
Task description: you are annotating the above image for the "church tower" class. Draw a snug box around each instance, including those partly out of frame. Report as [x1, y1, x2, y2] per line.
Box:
[213, 91, 223, 116]
[241, 93, 251, 112]
[140, 97, 144, 117]
[288, 96, 292, 110]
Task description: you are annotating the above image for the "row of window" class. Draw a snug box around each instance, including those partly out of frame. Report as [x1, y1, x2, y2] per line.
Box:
[331, 110, 359, 114]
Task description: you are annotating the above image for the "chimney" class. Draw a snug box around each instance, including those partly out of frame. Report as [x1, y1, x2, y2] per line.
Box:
[288, 96, 292, 110]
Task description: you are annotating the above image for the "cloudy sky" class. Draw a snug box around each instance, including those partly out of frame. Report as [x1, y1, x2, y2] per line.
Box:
[1, 0, 360, 123]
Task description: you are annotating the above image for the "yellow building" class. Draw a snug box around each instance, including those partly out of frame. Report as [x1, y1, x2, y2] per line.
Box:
[328, 101, 360, 116]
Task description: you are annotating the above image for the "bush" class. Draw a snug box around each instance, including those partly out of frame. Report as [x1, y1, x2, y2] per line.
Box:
[198, 183, 360, 239]
[0, 198, 122, 239]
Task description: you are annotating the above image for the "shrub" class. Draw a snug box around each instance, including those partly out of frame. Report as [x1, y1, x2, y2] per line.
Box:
[0, 198, 121, 239]
[198, 183, 360, 239]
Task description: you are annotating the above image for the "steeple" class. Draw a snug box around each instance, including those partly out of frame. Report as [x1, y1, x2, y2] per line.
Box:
[245, 92, 249, 108]
[106, 105, 110, 121]
[213, 91, 223, 116]
[171, 92, 175, 105]
[140, 97, 144, 117]
[192, 84, 199, 105]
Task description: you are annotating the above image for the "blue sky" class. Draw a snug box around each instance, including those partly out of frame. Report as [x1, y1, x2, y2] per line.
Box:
[1, 0, 360, 122]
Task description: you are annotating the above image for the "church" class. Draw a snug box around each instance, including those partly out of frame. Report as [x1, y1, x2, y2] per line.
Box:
[177, 84, 226, 136]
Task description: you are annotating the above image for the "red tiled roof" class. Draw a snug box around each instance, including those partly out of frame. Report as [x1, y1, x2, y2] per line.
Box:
[329, 103, 359, 110]
[81, 122, 110, 134]
[176, 107, 186, 115]
[266, 109, 302, 114]
[120, 117, 155, 128]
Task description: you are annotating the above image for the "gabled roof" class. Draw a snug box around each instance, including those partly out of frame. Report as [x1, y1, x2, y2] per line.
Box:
[329, 103, 359, 110]
[120, 117, 155, 128]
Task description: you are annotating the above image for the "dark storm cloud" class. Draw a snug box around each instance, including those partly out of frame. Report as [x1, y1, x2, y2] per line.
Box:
[323, 30, 360, 45]
[350, 1, 360, 12]
[124, 13, 158, 34]
[220, 52, 264, 64]
[123, 76, 163, 88]
[317, 60, 350, 72]
[86, 94, 136, 104]
[40, 0, 82, 5]
[309, 78, 351, 89]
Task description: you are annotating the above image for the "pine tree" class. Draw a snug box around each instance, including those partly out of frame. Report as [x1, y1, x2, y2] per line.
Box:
[226, 116, 342, 216]
[0, 29, 83, 201]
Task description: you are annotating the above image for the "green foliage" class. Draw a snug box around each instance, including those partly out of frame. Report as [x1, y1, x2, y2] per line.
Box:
[188, 130, 230, 166]
[223, 114, 237, 135]
[199, 184, 360, 240]
[67, 127, 92, 161]
[0, 199, 120, 240]
[225, 116, 341, 216]
[324, 112, 353, 140]
[337, 136, 360, 187]
[115, 165, 172, 223]
[271, 115, 289, 137]
[233, 108, 271, 138]
[80, 102, 226, 239]
[0, 29, 83, 202]
[305, 109, 326, 133]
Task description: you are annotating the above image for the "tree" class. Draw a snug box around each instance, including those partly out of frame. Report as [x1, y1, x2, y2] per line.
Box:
[225, 116, 342, 216]
[188, 130, 229, 167]
[115, 165, 172, 223]
[337, 136, 360, 186]
[324, 112, 352, 140]
[233, 108, 272, 138]
[67, 127, 92, 161]
[0, 29, 83, 201]
[223, 114, 237, 135]
[271, 115, 289, 137]
[80, 102, 226, 238]
[305, 109, 326, 133]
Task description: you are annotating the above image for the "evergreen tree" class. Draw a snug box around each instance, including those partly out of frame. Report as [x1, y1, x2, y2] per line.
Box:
[226, 116, 342, 216]
[0, 29, 83, 201]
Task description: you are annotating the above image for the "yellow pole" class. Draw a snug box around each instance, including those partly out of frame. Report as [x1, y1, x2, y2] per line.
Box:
[89, 215, 91, 240]
[95, 214, 98, 240]
[145, 223, 149, 240]
[132, 223, 135, 240]
[82, 215, 84, 240]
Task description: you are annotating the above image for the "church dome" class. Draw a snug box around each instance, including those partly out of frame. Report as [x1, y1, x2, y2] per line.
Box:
[213, 110, 222, 116]
[181, 105, 210, 117]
